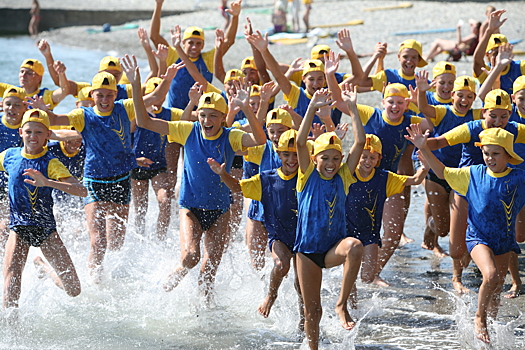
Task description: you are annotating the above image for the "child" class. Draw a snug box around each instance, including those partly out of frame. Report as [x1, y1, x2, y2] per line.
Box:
[131, 77, 183, 240]
[1, 109, 86, 309]
[295, 87, 364, 350]
[346, 134, 428, 285]
[426, 61, 456, 106]
[122, 55, 266, 300]
[208, 128, 302, 319]
[272, 0, 288, 34]
[407, 124, 525, 344]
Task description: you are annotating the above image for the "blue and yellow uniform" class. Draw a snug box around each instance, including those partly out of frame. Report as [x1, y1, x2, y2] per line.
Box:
[0, 147, 71, 246]
[240, 168, 298, 250]
[476, 60, 525, 95]
[167, 121, 246, 211]
[346, 168, 407, 246]
[295, 161, 356, 255]
[285, 84, 341, 126]
[426, 90, 452, 106]
[0, 115, 23, 197]
[445, 164, 524, 255]
[47, 140, 85, 205]
[357, 104, 422, 171]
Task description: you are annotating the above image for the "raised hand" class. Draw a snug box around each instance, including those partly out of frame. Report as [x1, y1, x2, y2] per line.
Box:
[259, 81, 275, 102]
[154, 44, 169, 61]
[162, 61, 185, 80]
[243, 17, 253, 37]
[37, 39, 51, 56]
[246, 30, 268, 52]
[53, 60, 66, 75]
[120, 54, 140, 84]
[226, 0, 242, 17]
[188, 82, 203, 104]
[341, 83, 357, 106]
[416, 70, 433, 92]
[334, 123, 349, 140]
[405, 123, 429, 149]
[309, 88, 333, 110]
[310, 123, 326, 139]
[170, 25, 182, 48]
[215, 29, 225, 50]
[336, 28, 355, 53]
[138, 27, 152, 49]
[324, 50, 340, 76]
[488, 9, 507, 33]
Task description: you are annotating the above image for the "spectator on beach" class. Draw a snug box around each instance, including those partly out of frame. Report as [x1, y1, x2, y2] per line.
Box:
[29, 0, 40, 37]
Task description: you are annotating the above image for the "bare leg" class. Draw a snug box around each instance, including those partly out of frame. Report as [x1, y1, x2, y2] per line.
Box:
[452, 253, 471, 294]
[258, 240, 293, 318]
[450, 194, 470, 293]
[470, 245, 510, 344]
[296, 252, 322, 350]
[377, 193, 405, 278]
[3, 232, 30, 308]
[38, 232, 81, 297]
[164, 208, 204, 292]
[423, 180, 452, 257]
[424, 39, 456, 61]
[199, 210, 231, 301]
[226, 167, 243, 248]
[302, 3, 312, 33]
[85, 202, 108, 283]
[105, 202, 129, 251]
[325, 237, 363, 330]
[503, 251, 521, 298]
[151, 172, 172, 241]
[245, 217, 268, 271]
[293, 255, 305, 332]
[131, 179, 149, 236]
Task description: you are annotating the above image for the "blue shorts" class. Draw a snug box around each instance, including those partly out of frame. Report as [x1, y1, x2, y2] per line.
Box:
[84, 173, 131, 205]
[467, 237, 521, 256]
[347, 227, 381, 247]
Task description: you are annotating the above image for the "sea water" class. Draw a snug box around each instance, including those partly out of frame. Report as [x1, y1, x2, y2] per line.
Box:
[1, 36, 525, 349]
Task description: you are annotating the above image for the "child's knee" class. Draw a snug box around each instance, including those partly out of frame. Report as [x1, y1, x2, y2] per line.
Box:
[181, 251, 200, 269]
[273, 257, 291, 275]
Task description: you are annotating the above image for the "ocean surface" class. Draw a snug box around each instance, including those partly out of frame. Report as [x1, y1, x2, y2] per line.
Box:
[1, 35, 525, 349]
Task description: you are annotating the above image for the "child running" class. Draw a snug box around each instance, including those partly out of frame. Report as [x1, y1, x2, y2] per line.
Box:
[295, 87, 364, 350]
[407, 124, 525, 344]
[208, 128, 302, 320]
[1, 109, 86, 311]
[122, 55, 266, 301]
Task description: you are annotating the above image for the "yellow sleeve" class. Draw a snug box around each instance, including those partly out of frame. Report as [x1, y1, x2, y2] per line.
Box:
[408, 102, 420, 115]
[0, 83, 13, 97]
[386, 172, 408, 197]
[284, 84, 300, 109]
[370, 70, 387, 92]
[66, 108, 86, 132]
[205, 83, 222, 94]
[167, 121, 194, 145]
[520, 61, 525, 75]
[516, 124, 525, 144]
[473, 65, 489, 81]
[123, 99, 135, 121]
[473, 109, 482, 120]
[431, 105, 447, 126]
[48, 158, 73, 180]
[410, 116, 423, 124]
[125, 84, 133, 98]
[239, 174, 263, 201]
[443, 124, 471, 146]
[202, 48, 216, 73]
[43, 89, 58, 109]
[290, 71, 302, 86]
[297, 161, 315, 193]
[0, 150, 6, 172]
[443, 166, 471, 196]
[244, 144, 265, 165]
[338, 163, 357, 195]
[228, 128, 247, 152]
[170, 108, 184, 121]
[357, 104, 376, 125]
[166, 46, 180, 66]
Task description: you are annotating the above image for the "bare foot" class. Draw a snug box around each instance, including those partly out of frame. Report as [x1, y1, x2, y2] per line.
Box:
[335, 304, 356, 330]
[89, 265, 103, 285]
[257, 294, 277, 318]
[503, 284, 522, 299]
[421, 223, 435, 250]
[33, 256, 47, 279]
[163, 271, 183, 292]
[398, 233, 414, 247]
[475, 316, 490, 344]
[432, 244, 449, 258]
[453, 281, 470, 294]
[372, 276, 390, 287]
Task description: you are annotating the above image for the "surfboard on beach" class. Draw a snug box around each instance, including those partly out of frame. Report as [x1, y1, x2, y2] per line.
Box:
[311, 19, 364, 29]
[363, 2, 412, 12]
[394, 28, 455, 36]
[85, 23, 139, 34]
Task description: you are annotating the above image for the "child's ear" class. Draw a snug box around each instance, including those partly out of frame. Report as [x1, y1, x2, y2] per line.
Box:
[311, 154, 317, 164]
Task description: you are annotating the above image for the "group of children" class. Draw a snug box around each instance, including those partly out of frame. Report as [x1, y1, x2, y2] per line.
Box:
[0, 1, 524, 348]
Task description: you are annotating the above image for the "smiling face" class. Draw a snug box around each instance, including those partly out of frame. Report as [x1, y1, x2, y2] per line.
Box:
[242, 68, 259, 85]
[267, 123, 290, 148]
[398, 48, 420, 76]
[512, 90, 525, 116]
[358, 149, 381, 177]
[452, 89, 476, 115]
[278, 150, 299, 175]
[19, 67, 42, 92]
[302, 71, 326, 95]
[2, 96, 26, 125]
[183, 38, 204, 59]
[434, 73, 455, 101]
[92, 88, 116, 113]
[482, 144, 511, 173]
[382, 95, 408, 122]
[198, 108, 225, 137]
[19, 121, 51, 155]
[313, 148, 342, 179]
[483, 108, 510, 128]
[63, 139, 82, 154]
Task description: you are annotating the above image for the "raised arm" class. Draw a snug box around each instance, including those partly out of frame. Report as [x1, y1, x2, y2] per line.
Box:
[143, 61, 185, 107]
[149, 0, 170, 48]
[341, 84, 365, 172]
[246, 30, 292, 96]
[416, 70, 437, 119]
[245, 17, 271, 84]
[231, 79, 267, 147]
[403, 152, 429, 186]
[153, 44, 169, 76]
[358, 42, 387, 89]
[121, 54, 169, 135]
[473, 9, 507, 77]
[405, 123, 446, 179]
[221, 0, 242, 54]
[170, 25, 209, 87]
[50, 61, 70, 104]
[38, 39, 59, 86]
[324, 51, 350, 115]
[213, 29, 226, 83]
[477, 42, 513, 101]
[335, 28, 364, 85]
[138, 27, 159, 81]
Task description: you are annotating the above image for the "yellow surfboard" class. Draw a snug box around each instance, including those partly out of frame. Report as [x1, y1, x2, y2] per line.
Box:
[363, 2, 412, 12]
[312, 19, 364, 29]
